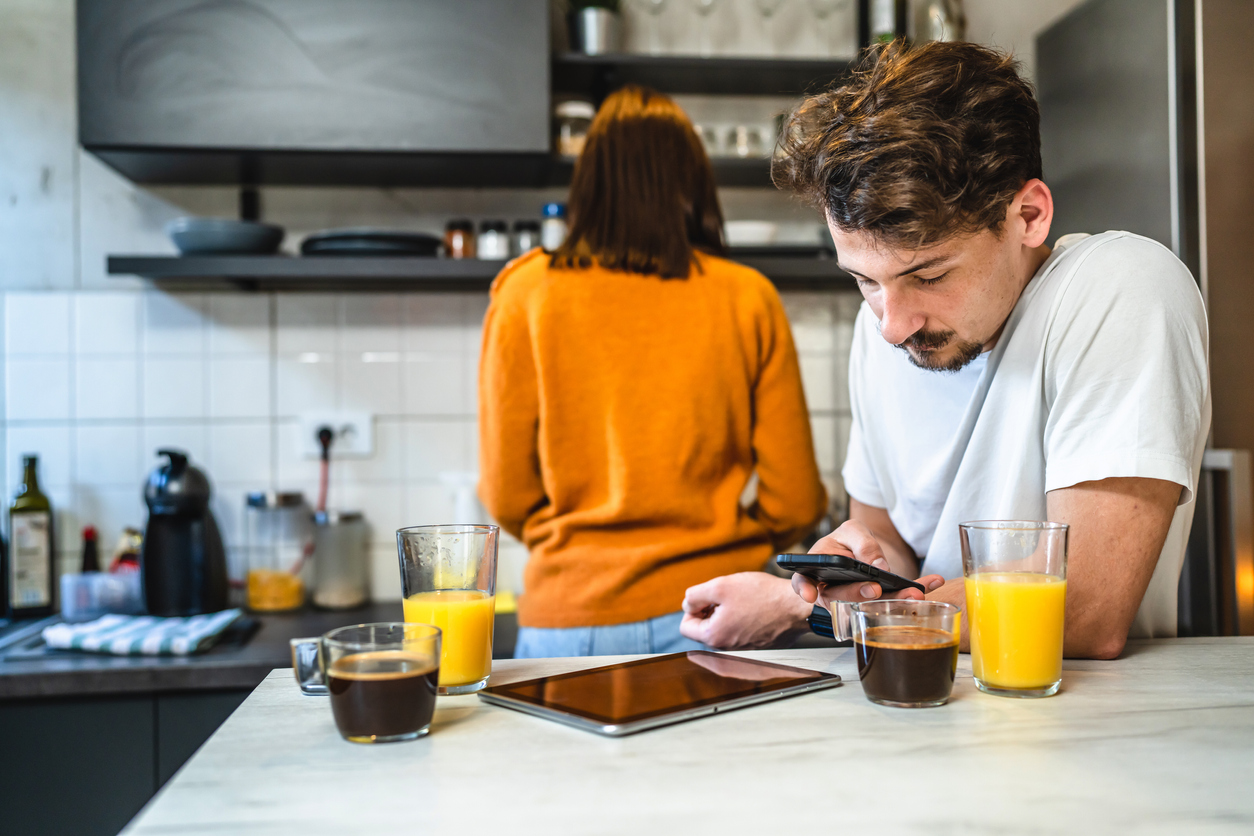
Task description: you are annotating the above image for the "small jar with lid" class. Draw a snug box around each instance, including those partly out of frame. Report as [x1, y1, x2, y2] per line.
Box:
[244, 492, 313, 612]
[311, 510, 369, 610]
[541, 203, 568, 252]
[555, 100, 596, 157]
[444, 219, 476, 259]
[512, 220, 542, 256]
[477, 220, 510, 260]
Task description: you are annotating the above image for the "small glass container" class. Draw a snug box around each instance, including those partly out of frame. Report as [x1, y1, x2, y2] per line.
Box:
[512, 220, 542, 256]
[541, 203, 568, 252]
[477, 220, 510, 260]
[555, 100, 596, 157]
[444, 219, 476, 259]
[312, 510, 370, 610]
[244, 492, 313, 612]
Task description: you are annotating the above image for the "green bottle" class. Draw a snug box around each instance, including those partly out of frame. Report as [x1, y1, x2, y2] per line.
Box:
[7, 454, 54, 619]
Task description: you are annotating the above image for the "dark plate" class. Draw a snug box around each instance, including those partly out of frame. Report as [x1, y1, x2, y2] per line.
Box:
[301, 228, 442, 257]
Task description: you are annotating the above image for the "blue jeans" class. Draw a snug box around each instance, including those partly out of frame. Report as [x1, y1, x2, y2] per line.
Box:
[514, 611, 705, 658]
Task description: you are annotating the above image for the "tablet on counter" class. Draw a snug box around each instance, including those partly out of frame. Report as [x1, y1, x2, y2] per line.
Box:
[478, 651, 841, 736]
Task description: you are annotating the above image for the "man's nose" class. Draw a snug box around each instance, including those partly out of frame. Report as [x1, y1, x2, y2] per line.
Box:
[878, 287, 925, 345]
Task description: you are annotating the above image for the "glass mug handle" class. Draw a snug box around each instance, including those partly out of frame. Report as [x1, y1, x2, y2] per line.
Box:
[290, 637, 327, 695]
[827, 602, 856, 642]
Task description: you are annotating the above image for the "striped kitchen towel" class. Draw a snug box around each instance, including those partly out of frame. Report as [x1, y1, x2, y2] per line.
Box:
[42, 609, 242, 656]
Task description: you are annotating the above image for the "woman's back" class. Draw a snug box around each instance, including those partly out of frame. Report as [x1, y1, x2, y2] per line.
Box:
[480, 249, 826, 628]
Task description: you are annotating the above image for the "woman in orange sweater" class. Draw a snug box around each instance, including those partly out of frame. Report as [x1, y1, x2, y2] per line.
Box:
[479, 86, 827, 657]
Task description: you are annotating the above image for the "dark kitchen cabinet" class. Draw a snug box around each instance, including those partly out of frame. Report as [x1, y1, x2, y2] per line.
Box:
[77, 0, 550, 183]
[0, 689, 250, 836]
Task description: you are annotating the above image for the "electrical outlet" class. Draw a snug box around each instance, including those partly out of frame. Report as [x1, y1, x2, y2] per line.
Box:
[298, 411, 374, 459]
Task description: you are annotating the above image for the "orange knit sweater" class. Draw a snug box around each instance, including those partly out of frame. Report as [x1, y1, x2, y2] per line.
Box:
[478, 249, 827, 628]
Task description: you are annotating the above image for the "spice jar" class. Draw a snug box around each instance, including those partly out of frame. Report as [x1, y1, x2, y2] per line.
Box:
[244, 492, 313, 612]
[512, 220, 541, 256]
[311, 510, 369, 610]
[541, 203, 568, 252]
[444, 219, 476, 259]
[477, 220, 510, 260]
[555, 100, 596, 157]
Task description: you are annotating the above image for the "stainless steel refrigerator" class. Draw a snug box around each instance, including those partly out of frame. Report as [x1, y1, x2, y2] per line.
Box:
[1038, 0, 1254, 636]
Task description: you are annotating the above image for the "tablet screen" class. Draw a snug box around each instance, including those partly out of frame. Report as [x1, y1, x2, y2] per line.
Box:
[484, 651, 835, 725]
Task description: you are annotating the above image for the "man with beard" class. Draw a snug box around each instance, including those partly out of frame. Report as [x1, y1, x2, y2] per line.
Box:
[678, 41, 1210, 659]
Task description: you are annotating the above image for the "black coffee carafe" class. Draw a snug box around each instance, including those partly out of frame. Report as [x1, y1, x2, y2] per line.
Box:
[141, 449, 228, 616]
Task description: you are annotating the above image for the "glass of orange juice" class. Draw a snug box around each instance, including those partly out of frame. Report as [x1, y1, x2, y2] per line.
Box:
[397, 524, 498, 695]
[960, 520, 1068, 698]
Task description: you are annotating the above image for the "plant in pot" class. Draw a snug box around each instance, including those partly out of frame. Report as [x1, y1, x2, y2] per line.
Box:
[569, 0, 623, 55]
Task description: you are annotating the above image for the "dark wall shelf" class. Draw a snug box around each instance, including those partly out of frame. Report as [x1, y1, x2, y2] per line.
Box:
[108, 254, 853, 292]
[552, 53, 853, 99]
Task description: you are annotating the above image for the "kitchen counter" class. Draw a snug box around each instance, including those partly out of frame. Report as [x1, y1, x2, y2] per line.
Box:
[0, 603, 404, 699]
[123, 637, 1254, 834]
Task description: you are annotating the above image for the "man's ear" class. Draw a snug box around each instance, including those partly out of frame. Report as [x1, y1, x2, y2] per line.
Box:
[1015, 178, 1054, 249]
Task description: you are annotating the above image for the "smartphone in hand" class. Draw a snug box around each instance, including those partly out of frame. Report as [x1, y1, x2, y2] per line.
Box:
[775, 553, 926, 594]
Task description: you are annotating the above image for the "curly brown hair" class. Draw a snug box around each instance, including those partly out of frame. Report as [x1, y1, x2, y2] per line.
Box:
[773, 40, 1041, 248]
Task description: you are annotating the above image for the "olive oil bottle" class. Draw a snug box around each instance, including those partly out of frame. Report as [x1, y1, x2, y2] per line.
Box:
[6, 454, 54, 619]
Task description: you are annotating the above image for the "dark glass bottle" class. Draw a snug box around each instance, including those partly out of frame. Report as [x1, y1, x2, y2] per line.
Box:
[81, 526, 100, 573]
[7, 455, 55, 619]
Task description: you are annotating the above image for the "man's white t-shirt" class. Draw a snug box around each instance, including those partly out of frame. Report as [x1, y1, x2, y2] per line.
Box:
[841, 231, 1211, 638]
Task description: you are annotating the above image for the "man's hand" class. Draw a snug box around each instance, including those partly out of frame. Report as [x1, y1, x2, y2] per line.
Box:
[680, 572, 812, 650]
[792, 519, 944, 612]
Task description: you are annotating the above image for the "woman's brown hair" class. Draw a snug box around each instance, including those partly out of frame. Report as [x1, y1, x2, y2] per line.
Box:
[773, 41, 1041, 248]
[551, 85, 725, 279]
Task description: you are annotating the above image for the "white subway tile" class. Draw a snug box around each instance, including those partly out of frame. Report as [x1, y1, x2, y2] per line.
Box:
[810, 414, 838, 475]
[402, 483, 459, 528]
[6, 357, 71, 420]
[335, 418, 403, 484]
[340, 352, 402, 415]
[274, 419, 322, 493]
[370, 546, 403, 600]
[75, 356, 139, 420]
[143, 293, 207, 355]
[74, 292, 140, 355]
[403, 421, 469, 480]
[206, 423, 273, 485]
[50, 486, 80, 558]
[74, 423, 143, 488]
[5, 292, 70, 355]
[6, 424, 72, 491]
[208, 295, 272, 355]
[141, 423, 209, 471]
[337, 483, 406, 540]
[402, 295, 465, 352]
[340, 294, 402, 353]
[402, 352, 466, 415]
[275, 353, 338, 416]
[209, 356, 272, 419]
[276, 295, 336, 353]
[799, 353, 836, 412]
[142, 357, 206, 419]
[209, 481, 254, 551]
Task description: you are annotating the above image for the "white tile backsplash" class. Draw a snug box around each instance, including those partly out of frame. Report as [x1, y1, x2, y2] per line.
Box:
[206, 422, 273, 485]
[6, 357, 71, 420]
[340, 295, 403, 353]
[74, 423, 142, 487]
[403, 295, 467, 352]
[402, 353, 466, 416]
[143, 357, 207, 419]
[75, 292, 141, 355]
[209, 356, 272, 419]
[275, 353, 338, 416]
[143, 293, 207, 355]
[403, 420, 471, 480]
[75, 356, 139, 419]
[5, 292, 71, 355]
[276, 295, 337, 354]
[208, 295, 272, 356]
[340, 352, 403, 415]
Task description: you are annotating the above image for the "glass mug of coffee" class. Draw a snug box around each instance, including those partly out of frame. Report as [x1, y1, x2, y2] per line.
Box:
[290, 622, 441, 744]
[834, 600, 961, 708]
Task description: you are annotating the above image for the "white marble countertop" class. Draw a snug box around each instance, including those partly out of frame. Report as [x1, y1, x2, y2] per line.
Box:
[124, 638, 1254, 835]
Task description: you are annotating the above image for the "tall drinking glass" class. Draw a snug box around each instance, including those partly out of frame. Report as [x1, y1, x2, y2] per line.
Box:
[398, 524, 499, 695]
[960, 521, 1068, 698]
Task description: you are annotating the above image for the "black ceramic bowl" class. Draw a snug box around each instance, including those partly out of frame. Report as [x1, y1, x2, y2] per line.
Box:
[165, 218, 285, 255]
